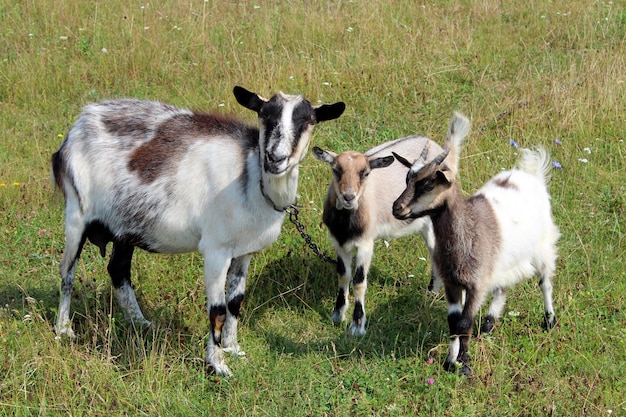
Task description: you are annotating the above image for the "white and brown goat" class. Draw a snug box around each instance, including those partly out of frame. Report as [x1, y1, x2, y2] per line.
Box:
[312, 135, 444, 335]
[392, 112, 560, 375]
[52, 86, 345, 376]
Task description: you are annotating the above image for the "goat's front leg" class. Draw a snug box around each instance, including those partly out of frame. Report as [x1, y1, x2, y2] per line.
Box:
[444, 286, 485, 376]
[350, 241, 373, 336]
[222, 254, 251, 357]
[202, 251, 233, 376]
[332, 245, 352, 325]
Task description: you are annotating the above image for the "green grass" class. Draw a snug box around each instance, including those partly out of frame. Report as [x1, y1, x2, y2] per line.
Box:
[1, 0, 624, 415]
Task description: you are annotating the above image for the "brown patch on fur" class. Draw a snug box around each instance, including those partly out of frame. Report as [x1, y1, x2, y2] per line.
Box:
[103, 115, 150, 138]
[493, 175, 518, 190]
[213, 313, 226, 333]
[128, 113, 253, 183]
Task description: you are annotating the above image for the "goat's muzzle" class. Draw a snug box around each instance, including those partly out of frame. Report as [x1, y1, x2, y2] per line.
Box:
[392, 200, 411, 220]
[264, 153, 289, 175]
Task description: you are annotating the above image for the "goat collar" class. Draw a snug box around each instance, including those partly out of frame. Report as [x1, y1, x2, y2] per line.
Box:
[259, 178, 292, 213]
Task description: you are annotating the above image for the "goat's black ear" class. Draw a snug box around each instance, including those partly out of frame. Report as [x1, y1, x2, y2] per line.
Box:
[233, 86, 265, 112]
[370, 155, 395, 170]
[392, 152, 413, 169]
[315, 102, 346, 122]
[312, 146, 335, 164]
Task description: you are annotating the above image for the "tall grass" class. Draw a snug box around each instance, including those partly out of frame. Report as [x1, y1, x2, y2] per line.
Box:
[1, 0, 624, 415]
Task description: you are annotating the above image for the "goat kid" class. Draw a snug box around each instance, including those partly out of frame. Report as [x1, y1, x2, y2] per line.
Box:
[52, 86, 345, 376]
[313, 135, 443, 335]
[392, 112, 559, 375]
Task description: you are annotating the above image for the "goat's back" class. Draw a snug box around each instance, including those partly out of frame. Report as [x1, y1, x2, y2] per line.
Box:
[53, 99, 285, 255]
[363, 136, 443, 239]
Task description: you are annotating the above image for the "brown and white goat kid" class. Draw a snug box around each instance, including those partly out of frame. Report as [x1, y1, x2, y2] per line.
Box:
[392, 112, 560, 375]
[52, 86, 345, 376]
[312, 135, 445, 335]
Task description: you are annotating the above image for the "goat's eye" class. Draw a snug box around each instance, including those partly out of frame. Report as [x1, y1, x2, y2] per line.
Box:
[332, 168, 342, 177]
[359, 170, 369, 179]
[423, 181, 435, 192]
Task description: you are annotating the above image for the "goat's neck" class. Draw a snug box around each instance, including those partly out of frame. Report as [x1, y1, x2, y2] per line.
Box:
[261, 167, 299, 211]
[429, 183, 472, 241]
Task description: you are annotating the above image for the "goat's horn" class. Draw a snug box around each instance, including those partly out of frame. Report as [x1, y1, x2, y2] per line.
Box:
[420, 142, 430, 161]
[433, 149, 450, 165]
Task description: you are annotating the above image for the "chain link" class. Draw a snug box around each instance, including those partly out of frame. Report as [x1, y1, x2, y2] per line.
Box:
[285, 204, 337, 266]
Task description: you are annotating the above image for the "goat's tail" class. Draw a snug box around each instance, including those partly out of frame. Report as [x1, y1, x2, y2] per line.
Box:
[517, 147, 553, 184]
[443, 111, 471, 174]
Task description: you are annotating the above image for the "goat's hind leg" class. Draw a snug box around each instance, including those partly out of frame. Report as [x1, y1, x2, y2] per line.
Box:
[222, 254, 251, 357]
[481, 287, 507, 334]
[55, 195, 89, 339]
[108, 242, 151, 330]
[55, 220, 87, 339]
[420, 219, 442, 293]
[538, 263, 557, 330]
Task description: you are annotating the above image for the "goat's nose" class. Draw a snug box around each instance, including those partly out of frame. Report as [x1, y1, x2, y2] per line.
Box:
[392, 201, 404, 217]
[266, 153, 286, 165]
[343, 193, 355, 202]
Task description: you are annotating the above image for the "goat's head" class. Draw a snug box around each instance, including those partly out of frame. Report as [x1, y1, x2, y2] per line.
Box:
[392, 148, 455, 220]
[313, 147, 394, 210]
[234, 86, 345, 177]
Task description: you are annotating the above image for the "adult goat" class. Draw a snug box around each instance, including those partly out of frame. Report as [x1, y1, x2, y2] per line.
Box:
[52, 86, 345, 376]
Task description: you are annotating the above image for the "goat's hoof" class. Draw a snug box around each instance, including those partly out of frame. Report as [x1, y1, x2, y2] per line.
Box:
[206, 346, 233, 377]
[348, 321, 366, 336]
[543, 313, 556, 330]
[444, 359, 471, 376]
[481, 316, 496, 334]
[208, 362, 233, 377]
[223, 346, 247, 357]
[54, 324, 76, 340]
[331, 309, 346, 324]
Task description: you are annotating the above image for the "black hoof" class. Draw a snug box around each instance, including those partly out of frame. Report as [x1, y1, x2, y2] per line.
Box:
[481, 315, 496, 334]
[443, 359, 472, 376]
[458, 364, 472, 376]
[543, 313, 556, 330]
[443, 359, 456, 373]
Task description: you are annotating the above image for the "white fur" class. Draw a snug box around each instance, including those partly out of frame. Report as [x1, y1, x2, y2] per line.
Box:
[53, 88, 345, 377]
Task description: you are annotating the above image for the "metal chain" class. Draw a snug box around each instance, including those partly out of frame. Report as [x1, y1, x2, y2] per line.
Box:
[285, 204, 337, 265]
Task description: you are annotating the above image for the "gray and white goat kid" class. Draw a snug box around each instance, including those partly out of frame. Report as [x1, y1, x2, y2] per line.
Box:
[52, 86, 345, 376]
[312, 135, 444, 335]
[392, 112, 560, 375]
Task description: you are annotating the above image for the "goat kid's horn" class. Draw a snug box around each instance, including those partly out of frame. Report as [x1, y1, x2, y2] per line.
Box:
[420, 142, 431, 161]
[433, 149, 450, 165]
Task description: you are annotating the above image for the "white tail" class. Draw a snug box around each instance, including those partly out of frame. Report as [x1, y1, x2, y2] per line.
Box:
[517, 147, 552, 184]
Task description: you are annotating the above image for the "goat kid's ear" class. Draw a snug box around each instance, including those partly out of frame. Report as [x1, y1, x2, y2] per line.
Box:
[233, 86, 266, 113]
[312, 146, 336, 164]
[370, 155, 395, 170]
[436, 168, 455, 185]
[392, 152, 413, 169]
[315, 102, 346, 122]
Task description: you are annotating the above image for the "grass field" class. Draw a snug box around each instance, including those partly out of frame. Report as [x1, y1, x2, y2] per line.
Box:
[1, 0, 624, 415]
